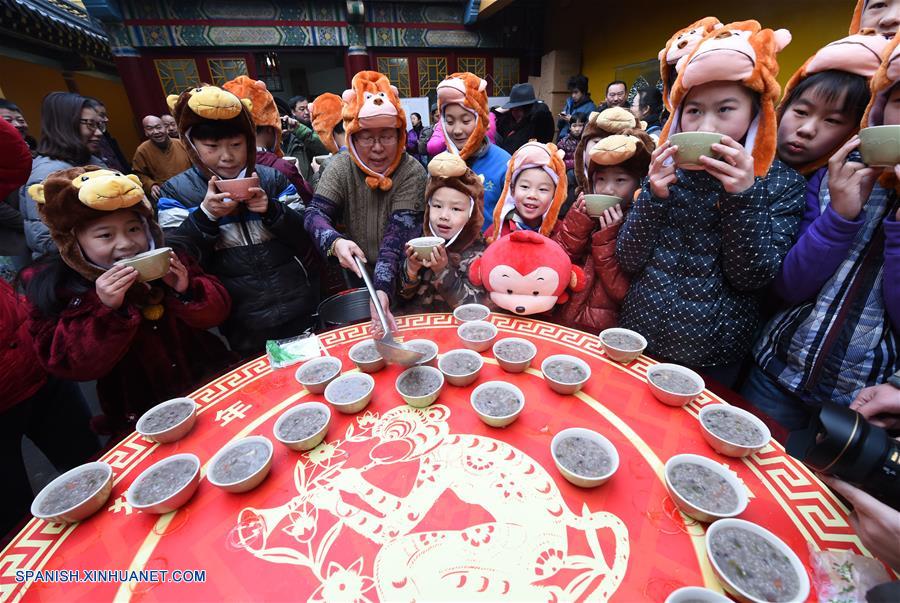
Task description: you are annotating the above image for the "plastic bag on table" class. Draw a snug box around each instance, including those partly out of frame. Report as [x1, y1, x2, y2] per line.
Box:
[265, 332, 322, 369]
[810, 543, 890, 602]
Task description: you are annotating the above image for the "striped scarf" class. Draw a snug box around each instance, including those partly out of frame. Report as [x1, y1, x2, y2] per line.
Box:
[754, 177, 899, 406]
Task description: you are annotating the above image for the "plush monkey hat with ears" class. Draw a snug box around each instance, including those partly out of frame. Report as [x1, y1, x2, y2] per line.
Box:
[660, 20, 793, 178]
[310, 92, 345, 154]
[167, 84, 256, 179]
[436, 72, 490, 160]
[586, 129, 656, 197]
[658, 17, 723, 111]
[862, 31, 900, 190]
[341, 70, 407, 191]
[28, 166, 162, 281]
[223, 75, 283, 156]
[573, 107, 645, 194]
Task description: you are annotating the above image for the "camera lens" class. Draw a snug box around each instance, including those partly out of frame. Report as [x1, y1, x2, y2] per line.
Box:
[787, 402, 900, 508]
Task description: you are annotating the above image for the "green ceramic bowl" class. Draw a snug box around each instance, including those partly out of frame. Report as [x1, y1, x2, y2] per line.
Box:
[583, 194, 622, 217]
[408, 236, 444, 260]
[669, 132, 723, 169]
[859, 125, 900, 167]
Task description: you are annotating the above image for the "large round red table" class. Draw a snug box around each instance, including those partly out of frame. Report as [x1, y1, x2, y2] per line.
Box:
[0, 314, 873, 602]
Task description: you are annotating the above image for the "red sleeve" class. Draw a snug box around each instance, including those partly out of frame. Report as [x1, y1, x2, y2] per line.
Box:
[165, 251, 232, 330]
[552, 208, 594, 262]
[28, 292, 141, 381]
[591, 225, 630, 305]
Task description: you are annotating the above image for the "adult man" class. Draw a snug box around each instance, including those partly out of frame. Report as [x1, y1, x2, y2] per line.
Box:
[599, 80, 628, 110]
[495, 83, 555, 155]
[284, 94, 329, 180]
[0, 99, 33, 151]
[304, 71, 426, 331]
[557, 74, 596, 139]
[131, 115, 191, 201]
[161, 114, 179, 138]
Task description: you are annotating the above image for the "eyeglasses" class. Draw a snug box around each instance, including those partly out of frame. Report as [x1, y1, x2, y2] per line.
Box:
[355, 133, 397, 148]
[80, 119, 103, 132]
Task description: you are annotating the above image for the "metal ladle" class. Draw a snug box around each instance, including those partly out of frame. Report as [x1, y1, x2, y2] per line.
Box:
[353, 255, 425, 366]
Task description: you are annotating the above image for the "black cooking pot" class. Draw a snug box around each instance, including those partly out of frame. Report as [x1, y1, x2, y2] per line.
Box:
[316, 288, 371, 331]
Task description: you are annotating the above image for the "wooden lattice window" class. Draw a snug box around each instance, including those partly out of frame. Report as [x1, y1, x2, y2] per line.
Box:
[376, 57, 411, 97]
[457, 57, 486, 81]
[417, 57, 447, 97]
[154, 59, 201, 97]
[207, 58, 248, 87]
[492, 57, 520, 97]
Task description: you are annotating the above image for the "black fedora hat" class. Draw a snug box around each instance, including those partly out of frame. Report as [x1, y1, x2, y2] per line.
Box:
[500, 83, 538, 110]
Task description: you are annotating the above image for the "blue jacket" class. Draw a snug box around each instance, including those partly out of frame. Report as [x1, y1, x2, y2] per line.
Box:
[469, 142, 511, 232]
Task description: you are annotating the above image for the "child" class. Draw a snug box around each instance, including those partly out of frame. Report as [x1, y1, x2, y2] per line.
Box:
[435, 72, 511, 231]
[553, 128, 654, 333]
[850, 0, 900, 36]
[158, 85, 318, 356]
[557, 112, 588, 172]
[23, 167, 233, 436]
[223, 75, 313, 203]
[398, 152, 487, 313]
[491, 140, 568, 240]
[776, 32, 888, 177]
[616, 21, 806, 387]
[744, 32, 900, 428]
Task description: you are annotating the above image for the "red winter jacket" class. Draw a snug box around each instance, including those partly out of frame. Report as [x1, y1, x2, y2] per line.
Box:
[1, 279, 47, 411]
[551, 208, 630, 333]
[26, 253, 236, 435]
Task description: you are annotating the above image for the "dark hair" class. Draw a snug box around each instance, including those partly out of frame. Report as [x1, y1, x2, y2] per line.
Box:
[18, 255, 91, 317]
[83, 97, 105, 111]
[607, 80, 627, 93]
[635, 86, 664, 126]
[567, 74, 589, 94]
[288, 95, 308, 109]
[0, 98, 22, 113]
[333, 120, 344, 135]
[190, 119, 246, 142]
[780, 69, 871, 126]
[35, 92, 93, 165]
[570, 112, 590, 125]
[411, 112, 421, 120]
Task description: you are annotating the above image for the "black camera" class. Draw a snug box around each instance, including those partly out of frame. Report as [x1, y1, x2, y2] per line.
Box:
[787, 402, 900, 509]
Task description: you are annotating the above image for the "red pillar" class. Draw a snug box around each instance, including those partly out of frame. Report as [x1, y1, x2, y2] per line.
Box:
[113, 55, 167, 119]
[346, 51, 371, 79]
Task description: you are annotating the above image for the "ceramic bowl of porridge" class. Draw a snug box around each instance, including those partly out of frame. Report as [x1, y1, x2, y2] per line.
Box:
[214, 175, 259, 201]
[583, 194, 622, 218]
[457, 320, 498, 352]
[437, 349, 484, 387]
[136, 397, 198, 444]
[126, 453, 201, 514]
[541, 354, 591, 395]
[669, 131, 724, 169]
[114, 247, 172, 282]
[705, 518, 809, 603]
[551, 427, 619, 487]
[295, 356, 342, 394]
[31, 462, 114, 524]
[408, 236, 445, 260]
[858, 125, 900, 167]
[453, 303, 491, 323]
[598, 327, 647, 363]
[273, 402, 331, 450]
[663, 586, 732, 603]
[207, 436, 274, 494]
[347, 339, 385, 373]
[324, 373, 375, 414]
[646, 363, 705, 407]
[396, 366, 444, 408]
[699, 405, 771, 458]
[470, 381, 525, 428]
[403, 339, 439, 366]
[664, 453, 748, 523]
[492, 337, 537, 373]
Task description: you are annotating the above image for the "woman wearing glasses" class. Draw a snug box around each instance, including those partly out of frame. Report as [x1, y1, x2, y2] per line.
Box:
[21, 92, 107, 259]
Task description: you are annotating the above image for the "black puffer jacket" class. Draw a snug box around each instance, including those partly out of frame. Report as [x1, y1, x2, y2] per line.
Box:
[161, 165, 317, 353]
[616, 160, 805, 367]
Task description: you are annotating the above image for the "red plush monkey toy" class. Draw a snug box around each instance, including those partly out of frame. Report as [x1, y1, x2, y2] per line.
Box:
[469, 231, 586, 316]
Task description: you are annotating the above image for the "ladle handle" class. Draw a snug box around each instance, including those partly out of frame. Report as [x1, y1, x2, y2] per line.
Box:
[354, 255, 391, 335]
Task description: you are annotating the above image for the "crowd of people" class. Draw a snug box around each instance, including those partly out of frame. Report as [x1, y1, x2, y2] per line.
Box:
[1, 0, 899, 568]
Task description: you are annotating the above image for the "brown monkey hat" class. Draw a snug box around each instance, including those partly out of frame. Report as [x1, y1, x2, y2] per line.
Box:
[28, 166, 163, 281]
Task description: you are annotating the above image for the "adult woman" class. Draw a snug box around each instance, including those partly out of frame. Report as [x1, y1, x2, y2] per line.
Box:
[21, 92, 105, 258]
[630, 87, 665, 140]
[433, 72, 511, 231]
[406, 112, 427, 166]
